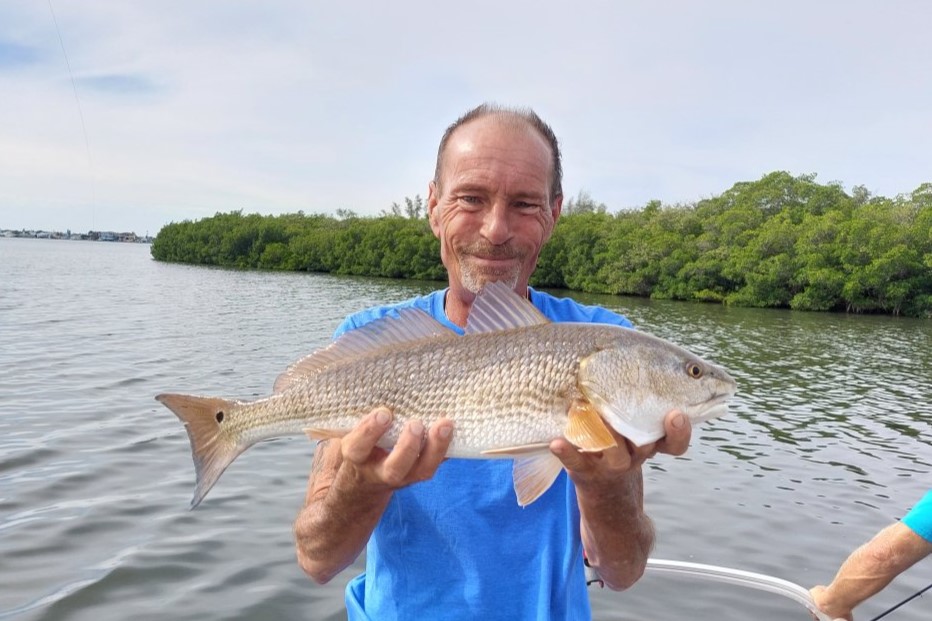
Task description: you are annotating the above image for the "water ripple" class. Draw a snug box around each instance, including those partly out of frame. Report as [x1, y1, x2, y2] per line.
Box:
[1, 239, 930, 621]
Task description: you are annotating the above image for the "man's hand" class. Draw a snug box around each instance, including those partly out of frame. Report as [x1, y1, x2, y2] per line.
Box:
[339, 407, 455, 491]
[295, 407, 453, 584]
[550, 410, 692, 486]
[809, 585, 852, 621]
[806, 522, 932, 621]
[551, 410, 692, 591]
[651, 410, 692, 456]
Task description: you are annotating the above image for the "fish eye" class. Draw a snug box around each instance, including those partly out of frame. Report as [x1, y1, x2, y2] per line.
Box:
[686, 362, 704, 379]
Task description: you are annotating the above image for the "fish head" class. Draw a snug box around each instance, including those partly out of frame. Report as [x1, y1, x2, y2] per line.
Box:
[578, 331, 737, 447]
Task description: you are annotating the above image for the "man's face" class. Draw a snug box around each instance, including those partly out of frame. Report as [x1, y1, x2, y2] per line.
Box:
[427, 117, 562, 299]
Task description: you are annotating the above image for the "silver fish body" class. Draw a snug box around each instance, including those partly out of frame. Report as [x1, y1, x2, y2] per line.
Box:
[157, 282, 737, 507]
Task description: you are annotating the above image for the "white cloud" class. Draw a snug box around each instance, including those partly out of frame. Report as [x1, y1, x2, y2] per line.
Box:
[0, 0, 929, 234]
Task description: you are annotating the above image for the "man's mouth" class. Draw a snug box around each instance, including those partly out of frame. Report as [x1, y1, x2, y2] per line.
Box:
[468, 254, 518, 265]
[461, 244, 522, 264]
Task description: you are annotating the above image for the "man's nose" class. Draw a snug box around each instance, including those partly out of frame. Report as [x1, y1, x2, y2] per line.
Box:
[480, 202, 512, 245]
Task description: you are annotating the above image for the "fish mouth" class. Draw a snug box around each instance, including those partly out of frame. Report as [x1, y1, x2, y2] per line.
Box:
[688, 392, 733, 423]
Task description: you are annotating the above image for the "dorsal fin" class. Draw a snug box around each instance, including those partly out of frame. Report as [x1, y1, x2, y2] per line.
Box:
[273, 307, 456, 393]
[465, 281, 550, 335]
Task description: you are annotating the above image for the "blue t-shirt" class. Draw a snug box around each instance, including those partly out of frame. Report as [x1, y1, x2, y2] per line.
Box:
[902, 489, 932, 543]
[334, 288, 633, 621]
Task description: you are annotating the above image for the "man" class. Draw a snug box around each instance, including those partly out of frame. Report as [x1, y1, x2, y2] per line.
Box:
[810, 489, 932, 621]
[293, 103, 693, 620]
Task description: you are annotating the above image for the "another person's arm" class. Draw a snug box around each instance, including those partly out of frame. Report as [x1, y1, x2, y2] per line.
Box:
[810, 521, 932, 620]
[553, 410, 692, 590]
[293, 408, 454, 584]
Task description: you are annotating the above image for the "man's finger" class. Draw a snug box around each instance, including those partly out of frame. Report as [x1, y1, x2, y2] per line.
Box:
[627, 440, 655, 467]
[408, 418, 455, 482]
[657, 411, 691, 456]
[378, 420, 426, 487]
[342, 407, 393, 464]
[550, 438, 598, 473]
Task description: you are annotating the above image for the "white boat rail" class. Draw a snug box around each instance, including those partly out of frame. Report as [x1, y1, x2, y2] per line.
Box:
[589, 558, 834, 620]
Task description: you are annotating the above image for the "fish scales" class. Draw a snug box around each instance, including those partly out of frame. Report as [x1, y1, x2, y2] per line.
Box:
[228, 323, 618, 456]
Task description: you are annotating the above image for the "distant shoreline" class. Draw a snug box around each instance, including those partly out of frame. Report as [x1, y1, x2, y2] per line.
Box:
[0, 229, 153, 243]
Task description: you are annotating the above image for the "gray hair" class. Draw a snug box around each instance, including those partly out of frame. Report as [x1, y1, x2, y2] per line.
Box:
[433, 103, 563, 202]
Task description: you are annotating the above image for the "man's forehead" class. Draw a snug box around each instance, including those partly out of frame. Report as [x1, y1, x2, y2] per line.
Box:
[444, 155, 550, 191]
[441, 121, 551, 181]
[448, 115, 545, 150]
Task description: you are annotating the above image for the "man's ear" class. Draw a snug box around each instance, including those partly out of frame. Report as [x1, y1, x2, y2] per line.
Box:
[543, 193, 563, 243]
[427, 181, 442, 237]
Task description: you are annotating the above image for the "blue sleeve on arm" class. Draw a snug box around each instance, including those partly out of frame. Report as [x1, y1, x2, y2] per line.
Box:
[902, 489, 932, 543]
[528, 288, 634, 328]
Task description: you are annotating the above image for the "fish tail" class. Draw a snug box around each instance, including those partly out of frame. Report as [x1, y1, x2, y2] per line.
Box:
[156, 393, 243, 508]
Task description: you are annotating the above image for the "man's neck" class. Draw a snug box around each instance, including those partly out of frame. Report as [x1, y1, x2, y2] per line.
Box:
[443, 289, 472, 328]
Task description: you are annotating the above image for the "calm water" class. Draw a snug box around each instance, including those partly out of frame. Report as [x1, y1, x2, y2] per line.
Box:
[1, 237, 929, 621]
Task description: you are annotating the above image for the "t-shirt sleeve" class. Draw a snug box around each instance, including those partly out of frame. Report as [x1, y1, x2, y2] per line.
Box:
[532, 290, 634, 328]
[332, 293, 440, 340]
[332, 316, 356, 339]
[586, 305, 635, 328]
[902, 489, 932, 543]
[333, 309, 384, 339]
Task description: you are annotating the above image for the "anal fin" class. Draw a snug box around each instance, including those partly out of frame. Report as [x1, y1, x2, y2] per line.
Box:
[512, 451, 564, 507]
[481, 443, 564, 507]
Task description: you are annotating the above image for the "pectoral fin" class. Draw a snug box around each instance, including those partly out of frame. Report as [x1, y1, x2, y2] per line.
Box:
[565, 399, 617, 452]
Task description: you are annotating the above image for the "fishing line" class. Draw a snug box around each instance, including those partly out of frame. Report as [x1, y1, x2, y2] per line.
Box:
[46, 0, 97, 226]
[869, 582, 932, 621]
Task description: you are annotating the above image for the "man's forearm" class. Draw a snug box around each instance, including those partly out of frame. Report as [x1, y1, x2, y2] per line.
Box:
[817, 522, 932, 618]
[294, 411, 455, 584]
[294, 462, 393, 584]
[578, 469, 654, 590]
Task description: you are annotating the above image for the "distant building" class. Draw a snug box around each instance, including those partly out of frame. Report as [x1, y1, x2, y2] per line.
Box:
[0, 228, 149, 243]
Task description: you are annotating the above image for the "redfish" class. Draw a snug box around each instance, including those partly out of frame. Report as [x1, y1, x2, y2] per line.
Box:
[157, 282, 736, 507]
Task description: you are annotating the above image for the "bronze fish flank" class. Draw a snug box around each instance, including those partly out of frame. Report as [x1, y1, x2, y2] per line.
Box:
[157, 281, 737, 508]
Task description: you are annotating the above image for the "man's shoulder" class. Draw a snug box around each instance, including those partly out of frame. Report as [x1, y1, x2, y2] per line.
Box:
[530, 288, 634, 328]
[335, 287, 633, 338]
[333, 289, 447, 338]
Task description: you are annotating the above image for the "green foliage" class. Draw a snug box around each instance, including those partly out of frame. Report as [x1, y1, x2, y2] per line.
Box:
[537, 173, 930, 317]
[152, 178, 932, 317]
[563, 190, 608, 215]
[151, 207, 445, 282]
[382, 195, 426, 219]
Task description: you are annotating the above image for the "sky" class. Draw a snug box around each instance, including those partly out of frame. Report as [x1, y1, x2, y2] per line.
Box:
[0, 1, 929, 236]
